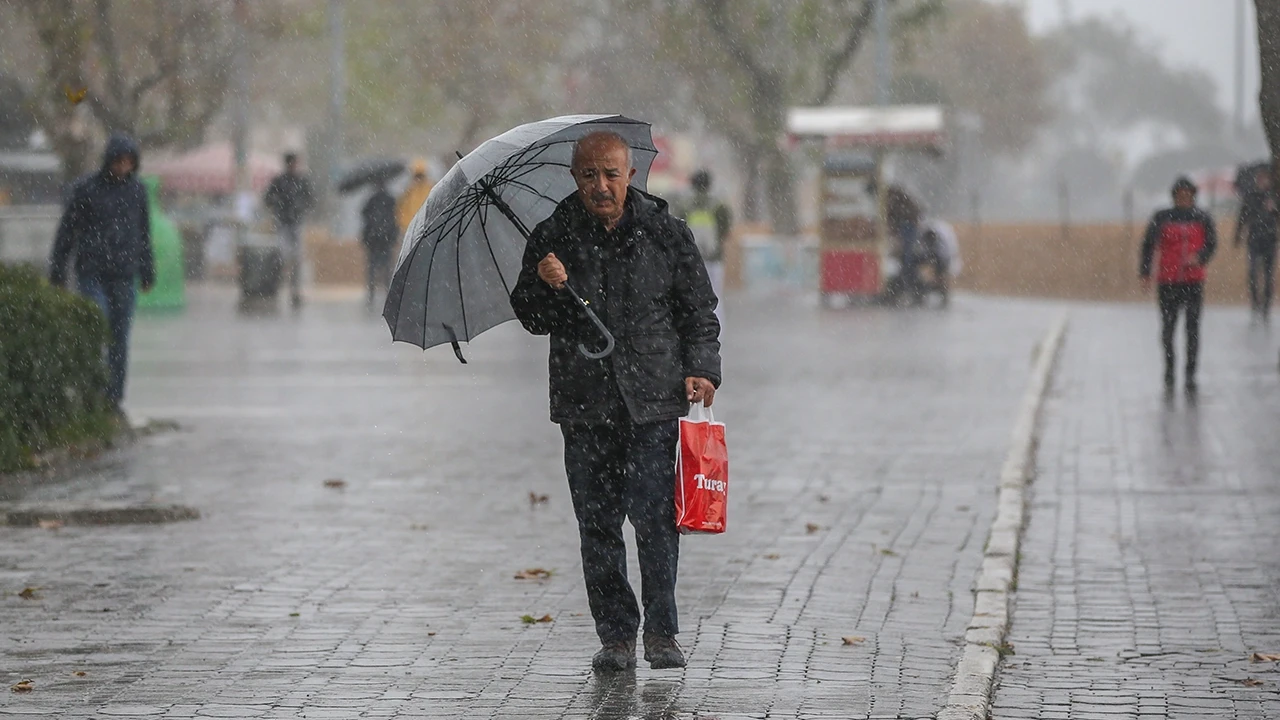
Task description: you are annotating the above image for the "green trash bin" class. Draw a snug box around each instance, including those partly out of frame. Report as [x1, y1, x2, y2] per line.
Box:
[137, 175, 186, 311]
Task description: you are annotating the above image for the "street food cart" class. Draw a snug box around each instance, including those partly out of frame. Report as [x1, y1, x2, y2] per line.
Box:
[785, 105, 945, 302]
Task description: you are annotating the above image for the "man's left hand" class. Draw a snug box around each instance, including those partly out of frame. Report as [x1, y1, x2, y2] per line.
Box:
[685, 377, 716, 407]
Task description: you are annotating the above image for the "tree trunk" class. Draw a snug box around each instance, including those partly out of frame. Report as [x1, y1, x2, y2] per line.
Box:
[763, 146, 798, 234]
[739, 143, 763, 223]
[1258, 0, 1280, 176]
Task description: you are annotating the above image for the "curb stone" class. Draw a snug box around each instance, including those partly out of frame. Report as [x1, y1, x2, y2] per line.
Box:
[1, 505, 200, 527]
[937, 313, 1068, 720]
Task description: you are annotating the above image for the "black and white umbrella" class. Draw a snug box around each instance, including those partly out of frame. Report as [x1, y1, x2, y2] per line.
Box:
[382, 114, 658, 362]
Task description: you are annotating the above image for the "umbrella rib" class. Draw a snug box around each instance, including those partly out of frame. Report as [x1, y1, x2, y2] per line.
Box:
[487, 176, 562, 207]
[475, 198, 514, 298]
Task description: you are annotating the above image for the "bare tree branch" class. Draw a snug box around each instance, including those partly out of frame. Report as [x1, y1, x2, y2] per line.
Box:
[700, 0, 765, 80]
[810, 0, 876, 105]
[92, 0, 127, 124]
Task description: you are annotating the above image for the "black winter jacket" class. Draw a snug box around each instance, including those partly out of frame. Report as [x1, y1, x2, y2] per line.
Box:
[511, 188, 721, 424]
[263, 171, 315, 227]
[361, 187, 399, 254]
[49, 134, 154, 287]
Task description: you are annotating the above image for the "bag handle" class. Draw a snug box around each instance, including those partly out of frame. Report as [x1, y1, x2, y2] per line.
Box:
[688, 401, 715, 424]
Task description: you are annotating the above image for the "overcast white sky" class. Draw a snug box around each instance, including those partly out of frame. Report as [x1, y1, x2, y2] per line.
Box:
[997, 0, 1260, 124]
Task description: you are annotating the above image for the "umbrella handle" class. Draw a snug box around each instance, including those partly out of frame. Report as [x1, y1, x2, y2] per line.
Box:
[563, 283, 615, 360]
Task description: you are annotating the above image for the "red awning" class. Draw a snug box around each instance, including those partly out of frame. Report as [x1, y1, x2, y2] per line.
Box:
[145, 142, 283, 195]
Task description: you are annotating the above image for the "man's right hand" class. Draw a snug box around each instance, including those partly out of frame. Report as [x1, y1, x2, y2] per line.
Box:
[538, 253, 567, 289]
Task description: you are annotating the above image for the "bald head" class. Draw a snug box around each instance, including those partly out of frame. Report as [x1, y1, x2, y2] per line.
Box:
[570, 131, 636, 229]
[572, 131, 632, 170]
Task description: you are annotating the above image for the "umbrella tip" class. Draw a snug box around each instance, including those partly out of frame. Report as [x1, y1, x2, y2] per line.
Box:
[455, 150, 464, 160]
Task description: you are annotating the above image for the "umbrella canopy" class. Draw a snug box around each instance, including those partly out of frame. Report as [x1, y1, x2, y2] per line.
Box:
[383, 114, 657, 359]
[337, 158, 405, 193]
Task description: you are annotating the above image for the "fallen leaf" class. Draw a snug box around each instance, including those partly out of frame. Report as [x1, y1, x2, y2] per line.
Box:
[1241, 678, 1264, 687]
[322, 478, 346, 489]
[288, 612, 300, 617]
[817, 494, 831, 503]
[73, 671, 86, 677]
[10, 679, 33, 693]
[879, 548, 898, 557]
[1251, 652, 1280, 662]
[956, 505, 971, 512]
[409, 523, 428, 531]
[805, 523, 821, 534]
[427, 631, 437, 637]
[513, 568, 553, 580]
[841, 636, 866, 645]
[528, 492, 549, 506]
[18, 587, 38, 600]
[520, 613, 554, 624]
[763, 553, 781, 560]
[37, 519, 63, 530]
[536, 614, 553, 623]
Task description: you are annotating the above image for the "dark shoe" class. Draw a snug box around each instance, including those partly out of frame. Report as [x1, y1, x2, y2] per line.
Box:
[1185, 377, 1197, 395]
[1163, 368, 1175, 391]
[592, 639, 636, 672]
[643, 634, 686, 669]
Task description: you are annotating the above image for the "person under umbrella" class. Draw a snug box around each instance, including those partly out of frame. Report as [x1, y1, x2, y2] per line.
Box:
[510, 131, 722, 672]
[360, 181, 399, 310]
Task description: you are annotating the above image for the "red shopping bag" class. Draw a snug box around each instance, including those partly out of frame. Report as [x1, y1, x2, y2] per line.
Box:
[676, 403, 728, 534]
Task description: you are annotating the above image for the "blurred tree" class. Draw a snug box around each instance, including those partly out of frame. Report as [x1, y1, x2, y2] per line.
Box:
[1257, 0, 1280, 176]
[340, 0, 576, 155]
[896, 0, 1048, 156]
[1042, 17, 1225, 150]
[1, 0, 287, 179]
[627, 0, 943, 230]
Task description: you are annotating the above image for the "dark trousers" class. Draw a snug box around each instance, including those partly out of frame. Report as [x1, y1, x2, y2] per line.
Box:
[365, 247, 392, 305]
[561, 412, 680, 644]
[1158, 282, 1203, 382]
[77, 275, 137, 406]
[1247, 245, 1276, 315]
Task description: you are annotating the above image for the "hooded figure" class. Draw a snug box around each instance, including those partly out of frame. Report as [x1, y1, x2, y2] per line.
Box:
[49, 133, 154, 411]
[360, 182, 399, 308]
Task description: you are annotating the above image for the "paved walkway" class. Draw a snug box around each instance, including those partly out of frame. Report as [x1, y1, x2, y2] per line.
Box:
[1, 286, 1058, 719]
[992, 304, 1280, 719]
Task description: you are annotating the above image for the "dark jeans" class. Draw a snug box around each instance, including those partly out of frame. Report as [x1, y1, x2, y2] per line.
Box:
[561, 411, 680, 644]
[366, 247, 392, 305]
[1158, 282, 1203, 381]
[77, 275, 137, 406]
[280, 223, 302, 301]
[1247, 245, 1276, 315]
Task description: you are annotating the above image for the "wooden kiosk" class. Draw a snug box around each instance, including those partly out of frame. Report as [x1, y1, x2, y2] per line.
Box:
[785, 105, 945, 302]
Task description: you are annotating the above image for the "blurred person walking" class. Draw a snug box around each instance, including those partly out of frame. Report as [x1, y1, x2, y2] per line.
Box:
[263, 153, 316, 309]
[677, 169, 732, 324]
[397, 159, 433, 236]
[1234, 165, 1278, 321]
[510, 131, 721, 673]
[1140, 176, 1218, 394]
[361, 182, 399, 310]
[48, 133, 154, 415]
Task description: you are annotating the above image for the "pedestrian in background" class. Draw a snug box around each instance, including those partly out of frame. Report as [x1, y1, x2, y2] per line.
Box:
[263, 153, 315, 309]
[1140, 176, 1218, 394]
[360, 181, 399, 310]
[397, 158, 433, 237]
[48, 133, 154, 416]
[1234, 165, 1278, 321]
[511, 131, 721, 673]
[677, 169, 732, 325]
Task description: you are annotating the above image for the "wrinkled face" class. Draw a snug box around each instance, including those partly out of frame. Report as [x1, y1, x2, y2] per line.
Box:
[1174, 188, 1195, 209]
[109, 154, 136, 178]
[571, 137, 635, 224]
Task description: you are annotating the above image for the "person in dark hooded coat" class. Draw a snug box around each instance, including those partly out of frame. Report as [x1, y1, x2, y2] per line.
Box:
[49, 133, 154, 411]
[360, 182, 399, 309]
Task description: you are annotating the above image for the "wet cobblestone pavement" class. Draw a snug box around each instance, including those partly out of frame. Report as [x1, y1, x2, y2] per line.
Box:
[4, 286, 1059, 718]
[992, 304, 1280, 719]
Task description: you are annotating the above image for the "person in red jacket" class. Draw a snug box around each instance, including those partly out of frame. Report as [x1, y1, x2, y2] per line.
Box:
[1140, 176, 1218, 393]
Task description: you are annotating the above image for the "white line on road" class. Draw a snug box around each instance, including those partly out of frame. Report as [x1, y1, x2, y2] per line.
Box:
[937, 312, 1068, 720]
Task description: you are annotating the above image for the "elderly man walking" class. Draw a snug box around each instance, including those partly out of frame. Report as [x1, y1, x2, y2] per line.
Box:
[511, 131, 722, 672]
